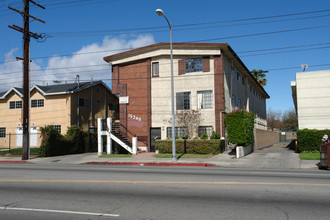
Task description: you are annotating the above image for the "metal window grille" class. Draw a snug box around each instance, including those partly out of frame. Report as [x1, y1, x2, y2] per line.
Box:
[198, 126, 212, 137]
[166, 127, 188, 138]
[198, 90, 213, 109]
[176, 92, 190, 110]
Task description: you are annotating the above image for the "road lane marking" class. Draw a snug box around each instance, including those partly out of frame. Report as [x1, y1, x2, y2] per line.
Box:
[1, 179, 330, 187]
[0, 206, 119, 217]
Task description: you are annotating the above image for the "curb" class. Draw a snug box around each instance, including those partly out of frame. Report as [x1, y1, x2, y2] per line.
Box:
[86, 162, 215, 167]
[0, 160, 29, 164]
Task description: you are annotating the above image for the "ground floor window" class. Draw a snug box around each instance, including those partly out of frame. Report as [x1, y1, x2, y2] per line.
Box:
[198, 126, 213, 137]
[166, 127, 188, 138]
[49, 125, 61, 134]
[0, 127, 6, 138]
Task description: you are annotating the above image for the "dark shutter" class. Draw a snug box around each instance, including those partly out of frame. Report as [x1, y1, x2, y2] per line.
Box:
[203, 56, 210, 72]
[178, 59, 185, 75]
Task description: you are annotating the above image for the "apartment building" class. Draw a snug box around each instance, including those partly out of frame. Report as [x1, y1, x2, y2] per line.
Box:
[291, 70, 330, 129]
[0, 80, 118, 149]
[104, 42, 269, 151]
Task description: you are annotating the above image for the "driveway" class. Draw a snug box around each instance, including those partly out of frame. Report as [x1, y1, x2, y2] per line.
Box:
[209, 142, 319, 169]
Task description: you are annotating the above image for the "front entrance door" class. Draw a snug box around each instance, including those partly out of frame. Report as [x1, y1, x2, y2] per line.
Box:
[150, 128, 161, 152]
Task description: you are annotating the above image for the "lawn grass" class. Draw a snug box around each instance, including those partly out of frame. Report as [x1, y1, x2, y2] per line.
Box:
[99, 154, 132, 158]
[299, 152, 320, 160]
[154, 154, 214, 159]
[0, 148, 39, 154]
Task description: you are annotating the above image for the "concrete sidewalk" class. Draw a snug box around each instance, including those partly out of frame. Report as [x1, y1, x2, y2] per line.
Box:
[0, 143, 319, 169]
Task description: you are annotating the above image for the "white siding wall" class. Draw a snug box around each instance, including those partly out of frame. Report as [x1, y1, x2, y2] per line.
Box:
[296, 70, 330, 129]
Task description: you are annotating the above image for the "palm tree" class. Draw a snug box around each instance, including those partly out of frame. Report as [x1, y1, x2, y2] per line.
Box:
[251, 69, 267, 87]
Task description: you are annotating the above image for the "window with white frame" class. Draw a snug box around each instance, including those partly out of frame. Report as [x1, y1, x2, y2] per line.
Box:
[167, 127, 188, 138]
[49, 125, 61, 133]
[152, 62, 159, 77]
[176, 92, 190, 110]
[31, 99, 44, 108]
[198, 126, 212, 137]
[0, 127, 5, 138]
[9, 101, 22, 109]
[185, 58, 202, 73]
[197, 90, 213, 109]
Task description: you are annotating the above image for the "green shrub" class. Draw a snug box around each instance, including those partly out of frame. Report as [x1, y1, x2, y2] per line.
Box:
[155, 139, 225, 154]
[297, 129, 330, 152]
[200, 133, 208, 140]
[39, 125, 97, 157]
[225, 110, 255, 147]
[210, 131, 220, 139]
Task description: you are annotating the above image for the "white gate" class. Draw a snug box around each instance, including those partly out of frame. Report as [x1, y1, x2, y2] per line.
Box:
[30, 126, 38, 146]
[16, 127, 38, 147]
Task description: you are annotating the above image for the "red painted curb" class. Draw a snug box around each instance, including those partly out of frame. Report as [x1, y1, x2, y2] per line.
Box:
[86, 162, 215, 167]
[0, 161, 28, 164]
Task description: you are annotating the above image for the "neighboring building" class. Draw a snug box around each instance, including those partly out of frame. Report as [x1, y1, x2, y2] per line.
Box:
[0, 81, 118, 149]
[291, 70, 330, 129]
[104, 42, 270, 151]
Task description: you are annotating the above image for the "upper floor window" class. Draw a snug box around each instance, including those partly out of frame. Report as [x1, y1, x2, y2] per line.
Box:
[0, 127, 5, 138]
[231, 67, 235, 77]
[9, 101, 22, 109]
[176, 92, 190, 110]
[237, 72, 240, 81]
[31, 99, 44, 108]
[186, 58, 202, 73]
[197, 90, 213, 109]
[242, 77, 245, 85]
[79, 98, 89, 107]
[152, 62, 159, 77]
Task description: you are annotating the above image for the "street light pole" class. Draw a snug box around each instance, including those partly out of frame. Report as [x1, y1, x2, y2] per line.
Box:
[156, 9, 176, 162]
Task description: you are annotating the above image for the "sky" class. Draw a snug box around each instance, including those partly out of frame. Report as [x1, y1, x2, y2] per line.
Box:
[1, 0, 330, 114]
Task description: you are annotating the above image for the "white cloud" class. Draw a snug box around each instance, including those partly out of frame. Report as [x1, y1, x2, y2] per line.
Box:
[0, 34, 155, 91]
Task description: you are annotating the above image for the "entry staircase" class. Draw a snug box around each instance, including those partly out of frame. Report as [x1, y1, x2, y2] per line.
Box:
[111, 122, 133, 154]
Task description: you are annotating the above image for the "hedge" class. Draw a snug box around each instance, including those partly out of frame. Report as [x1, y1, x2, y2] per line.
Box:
[39, 125, 97, 157]
[297, 129, 330, 152]
[224, 110, 255, 147]
[155, 139, 225, 154]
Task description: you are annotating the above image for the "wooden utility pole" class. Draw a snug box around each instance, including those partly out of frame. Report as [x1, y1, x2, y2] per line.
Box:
[8, 0, 45, 160]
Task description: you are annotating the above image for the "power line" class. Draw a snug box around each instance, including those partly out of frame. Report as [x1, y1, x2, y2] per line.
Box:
[193, 24, 330, 42]
[1, 62, 330, 87]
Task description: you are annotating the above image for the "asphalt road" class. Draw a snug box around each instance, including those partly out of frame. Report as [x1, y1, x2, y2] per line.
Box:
[0, 164, 330, 220]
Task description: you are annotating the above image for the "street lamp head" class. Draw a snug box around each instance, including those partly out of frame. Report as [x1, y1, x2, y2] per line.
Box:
[156, 9, 165, 16]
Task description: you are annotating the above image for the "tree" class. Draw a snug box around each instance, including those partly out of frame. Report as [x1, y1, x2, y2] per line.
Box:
[251, 69, 267, 87]
[267, 108, 283, 131]
[174, 110, 201, 139]
[282, 109, 298, 130]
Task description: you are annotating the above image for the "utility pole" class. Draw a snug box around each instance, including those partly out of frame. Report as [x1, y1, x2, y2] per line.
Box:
[8, 0, 45, 160]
